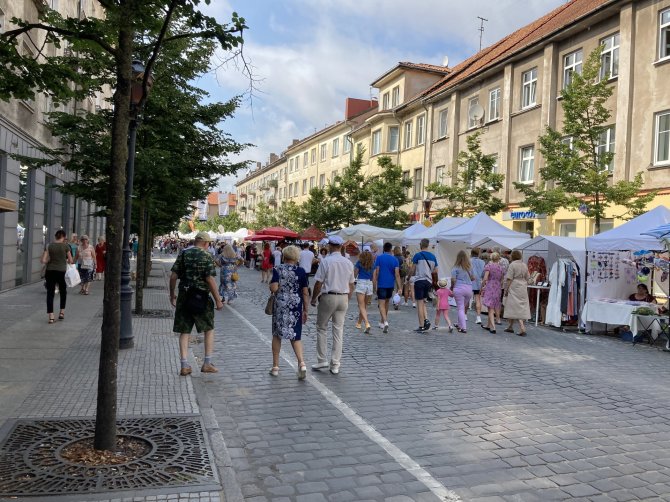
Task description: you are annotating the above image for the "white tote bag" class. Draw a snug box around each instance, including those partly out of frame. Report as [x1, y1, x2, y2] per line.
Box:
[65, 264, 81, 288]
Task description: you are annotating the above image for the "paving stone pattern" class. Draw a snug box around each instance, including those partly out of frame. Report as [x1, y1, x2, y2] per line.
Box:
[196, 264, 670, 501]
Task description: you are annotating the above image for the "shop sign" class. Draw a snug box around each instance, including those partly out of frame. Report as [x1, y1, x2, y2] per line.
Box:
[502, 210, 546, 221]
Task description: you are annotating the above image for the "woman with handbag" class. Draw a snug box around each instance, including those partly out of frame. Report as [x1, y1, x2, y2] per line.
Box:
[43, 229, 74, 323]
[268, 245, 309, 380]
[215, 244, 239, 304]
[95, 236, 106, 281]
[503, 249, 531, 336]
[77, 235, 96, 295]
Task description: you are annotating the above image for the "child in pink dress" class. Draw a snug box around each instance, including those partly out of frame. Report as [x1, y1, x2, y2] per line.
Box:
[433, 278, 454, 332]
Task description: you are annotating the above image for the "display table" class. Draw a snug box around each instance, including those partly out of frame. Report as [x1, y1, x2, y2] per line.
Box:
[527, 285, 550, 327]
[630, 314, 670, 349]
[582, 299, 659, 331]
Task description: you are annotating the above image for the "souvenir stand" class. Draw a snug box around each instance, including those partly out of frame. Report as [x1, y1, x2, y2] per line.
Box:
[640, 223, 670, 349]
[329, 224, 403, 245]
[583, 206, 670, 335]
[515, 236, 586, 328]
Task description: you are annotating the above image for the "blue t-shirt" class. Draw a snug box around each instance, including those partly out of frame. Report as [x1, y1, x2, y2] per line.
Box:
[412, 251, 438, 283]
[355, 261, 373, 281]
[471, 257, 485, 290]
[451, 266, 473, 287]
[374, 253, 398, 288]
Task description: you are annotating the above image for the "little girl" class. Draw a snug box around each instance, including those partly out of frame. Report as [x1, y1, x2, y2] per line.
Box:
[433, 278, 454, 332]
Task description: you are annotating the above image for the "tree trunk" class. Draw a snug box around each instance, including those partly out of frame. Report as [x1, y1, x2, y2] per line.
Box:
[94, 11, 134, 452]
[143, 212, 151, 288]
[134, 199, 146, 314]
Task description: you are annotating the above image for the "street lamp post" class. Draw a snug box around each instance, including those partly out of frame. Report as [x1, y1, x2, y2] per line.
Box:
[120, 61, 153, 350]
[423, 197, 433, 222]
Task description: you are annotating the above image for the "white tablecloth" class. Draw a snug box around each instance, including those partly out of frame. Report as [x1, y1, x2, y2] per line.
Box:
[582, 300, 658, 329]
[630, 314, 667, 338]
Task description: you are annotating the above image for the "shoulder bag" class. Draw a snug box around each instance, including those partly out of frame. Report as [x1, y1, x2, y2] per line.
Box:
[264, 293, 275, 315]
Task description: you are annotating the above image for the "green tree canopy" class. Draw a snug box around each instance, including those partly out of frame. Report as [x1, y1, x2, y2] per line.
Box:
[326, 149, 369, 226]
[299, 187, 341, 231]
[368, 156, 412, 229]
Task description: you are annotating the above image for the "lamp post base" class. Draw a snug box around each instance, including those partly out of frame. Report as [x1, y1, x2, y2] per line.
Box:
[120, 246, 134, 350]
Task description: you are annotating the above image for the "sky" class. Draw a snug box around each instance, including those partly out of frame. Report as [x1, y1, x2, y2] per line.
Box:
[197, 0, 566, 193]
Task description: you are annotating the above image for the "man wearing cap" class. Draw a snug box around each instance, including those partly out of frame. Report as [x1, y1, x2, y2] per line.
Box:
[170, 231, 224, 376]
[310, 235, 355, 375]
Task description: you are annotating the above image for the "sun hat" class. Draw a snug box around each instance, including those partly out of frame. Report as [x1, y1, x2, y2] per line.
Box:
[437, 277, 449, 288]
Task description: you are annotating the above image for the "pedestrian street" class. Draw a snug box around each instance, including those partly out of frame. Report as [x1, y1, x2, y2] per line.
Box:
[195, 264, 670, 501]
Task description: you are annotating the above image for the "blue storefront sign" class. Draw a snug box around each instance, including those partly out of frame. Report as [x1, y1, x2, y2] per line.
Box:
[502, 211, 546, 221]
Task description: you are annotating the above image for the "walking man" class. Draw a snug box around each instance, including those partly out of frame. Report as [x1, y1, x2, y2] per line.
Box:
[170, 231, 224, 376]
[411, 238, 439, 332]
[372, 242, 401, 333]
[310, 235, 355, 375]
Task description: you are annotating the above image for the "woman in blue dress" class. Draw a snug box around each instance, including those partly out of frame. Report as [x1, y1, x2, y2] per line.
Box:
[269, 245, 309, 380]
[215, 244, 239, 304]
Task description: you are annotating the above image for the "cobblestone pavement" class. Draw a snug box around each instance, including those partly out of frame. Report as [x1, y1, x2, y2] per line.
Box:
[192, 264, 670, 502]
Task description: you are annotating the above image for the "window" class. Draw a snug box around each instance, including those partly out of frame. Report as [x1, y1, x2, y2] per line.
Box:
[561, 136, 574, 150]
[660, 8, 670, 60]
[311, 148, 316, 164]
[382, 92, 390, 110]
[488, 154, 499, 189]
[388, 126, 399, 152]
[437, 109, 448, 139]
[21, 43, 36, 111]
[600, 33, 620, 80]
[488, 88, 501, 121]
[413, 168, 423, 199]
[356, 143, 363, 155]
[467, 97, 480, 129]
[302, 179, 307, 194]
[319, 174, 325, 187]
[294, 181, 299, 195]
[310, 176, 315, 189]
[391, 86, 400, 107]
[343, 135, 351, 154]
[402, 171, 410, 197]
[0, 7, 5, 33]
[559, 221, 577, 237]
[372, 129, 382, 155]
[521, 68, 537, 109]
[416, 115, 426, 145]
[592, 218, 614, 235]
[289, 158, 294, 173]
[331, 170, 338, 183]
[519, 146, 534, 183]
[295, 156, 300, 170]
[563, 49, 583, 89]
[435, 165, 445, 185]
[332, 138, 339, 157]
[303, 152, 309, 167]
[280, 167, 285, 179]
[655, 111, 670, 165]
[404, 121, 413, 149]
[288, 184, 293, 197]
[596, 126, 615, 172]
[320, 144, 327, 161]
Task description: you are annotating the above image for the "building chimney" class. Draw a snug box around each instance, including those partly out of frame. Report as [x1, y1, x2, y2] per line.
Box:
[292, 139, 300, 146]
[269, 153, 278, 163]
[345, 97, 378, 120]
[256, 162, 262, 170]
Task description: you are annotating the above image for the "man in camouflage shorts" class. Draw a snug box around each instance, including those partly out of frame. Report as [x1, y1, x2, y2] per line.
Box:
[169, 231, 224, 376]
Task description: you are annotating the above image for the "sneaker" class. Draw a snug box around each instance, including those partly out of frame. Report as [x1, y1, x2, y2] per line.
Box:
[476, 316, 482, 324]
[423, 319, 431, 330]
[180, 366, 192, 376]
[448, 326, 454, 333]
[364, 323, 371, 334]
[201, 362, 218, 373]
[412, 302, 416, 308]
[432, 326, 439, 330]
[378, 322, 385, 329]
[312, 361, 329, 370]
[383, 322, 389, 334]
[414, 326, 426, 333]
[298, 364, 307, 380]
[329, 366, 340, 375]
[269, 366, 279, 377]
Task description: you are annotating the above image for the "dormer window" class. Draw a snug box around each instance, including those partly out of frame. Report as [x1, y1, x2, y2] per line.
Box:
[382, 92, 390, 110]
[391, 86, 400, 107]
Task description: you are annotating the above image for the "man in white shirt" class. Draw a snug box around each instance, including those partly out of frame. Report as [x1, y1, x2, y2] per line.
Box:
[310, 236, 355, 375]
[298, 242, 315, 276]
[272, 243, 283, 267]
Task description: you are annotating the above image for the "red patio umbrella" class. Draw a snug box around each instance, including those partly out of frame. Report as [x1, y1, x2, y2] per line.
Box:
[256, 226, 299, 239]
[300, 225, 326, 241]
[246, 234, 285, 242]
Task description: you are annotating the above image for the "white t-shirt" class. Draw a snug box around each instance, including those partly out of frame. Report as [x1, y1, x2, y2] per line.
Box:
[299, 249, 315, 273]
[314, 252, 355, 294]
[273, 249, 282, 266]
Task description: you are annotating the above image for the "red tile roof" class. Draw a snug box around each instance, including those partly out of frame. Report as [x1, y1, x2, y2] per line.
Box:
[371, 62, 450, 86]
[424, 0, 616, 100]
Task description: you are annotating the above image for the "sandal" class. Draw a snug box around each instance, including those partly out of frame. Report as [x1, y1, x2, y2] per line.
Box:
[504, 327, 514, 333]
[48, 316, 55, 324]
[58, 313, 65, 320]
[364, 324, 371, 334]
[269, 366, 279, 377]
[297, 362, 307, 380]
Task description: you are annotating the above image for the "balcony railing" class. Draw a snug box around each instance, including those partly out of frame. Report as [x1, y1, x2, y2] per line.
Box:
[268, 179, 278, 188]
[239, 206, 247, 212]
[239, 192, 247, 198]
[268, 197, 277, 205]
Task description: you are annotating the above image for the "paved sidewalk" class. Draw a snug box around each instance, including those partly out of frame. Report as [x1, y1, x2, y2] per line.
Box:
[0, 259, 230, 502]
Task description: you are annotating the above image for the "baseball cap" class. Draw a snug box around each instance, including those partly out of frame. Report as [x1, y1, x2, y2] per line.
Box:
[328, 235, 344, 246]
[195, 231, 212, 242]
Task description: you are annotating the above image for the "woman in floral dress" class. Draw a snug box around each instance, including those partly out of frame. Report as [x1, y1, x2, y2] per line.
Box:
[216, 244, 239, 304]
[269, 245, 309, 380]
[480, 252, 504, 333]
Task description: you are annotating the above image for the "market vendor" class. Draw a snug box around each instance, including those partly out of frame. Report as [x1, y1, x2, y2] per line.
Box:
[629, 284, 656, 303]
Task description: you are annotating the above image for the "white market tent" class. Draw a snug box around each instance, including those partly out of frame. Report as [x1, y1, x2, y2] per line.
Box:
[586, 205, 670, 251]
[329, 224, 404, 243]
[472, 235, 531, 251]
[405, 217, 468, 246]
[400, 222, 427, 246]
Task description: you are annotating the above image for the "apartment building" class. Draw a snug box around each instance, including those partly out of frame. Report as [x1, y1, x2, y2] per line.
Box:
[0, 0, 108, 290]
[236, 154, 287, 225]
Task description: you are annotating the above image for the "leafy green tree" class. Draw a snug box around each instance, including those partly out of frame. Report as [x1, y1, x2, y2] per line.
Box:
[514, 46, 656, 234]
[276, 201, 304, 231]
[250, 201, 279, 230]
[426, 131, 505, 218]
[326, 149, 369, 226]
[299, 187, 341, 231]
[368, 156, 413, 229]
[195, 212, 244, 232]
[0, 1, 247, 451]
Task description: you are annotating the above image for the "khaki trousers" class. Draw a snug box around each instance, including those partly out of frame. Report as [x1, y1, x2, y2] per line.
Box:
[315, 294, 349, 367]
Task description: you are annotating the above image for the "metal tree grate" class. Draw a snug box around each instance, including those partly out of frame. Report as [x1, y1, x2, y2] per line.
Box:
[132, 309, 173, 318]
[0, 416, 219, 497]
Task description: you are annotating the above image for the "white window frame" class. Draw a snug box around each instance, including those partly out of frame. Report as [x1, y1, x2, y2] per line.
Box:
[404, 121, 413, 149]
[391, 86, 400, 107]
[311, 148, 316, 165]
[660, 8, 670, 61]
[310, 176, 315, 189]
[288, 184, 293, 197]
[519, 146, 535, 183]
[416, 115, 426, 146]
[319, 173, 325, 188]
[488, 88, 501, 121]
[558, 221, 577, 237]
[331, 170, 338, 183]
[295, 156, 300, 170]
[600, 33, 620, 80]
[563, 49, 583, 89]
[303, 152, 309, 168]
[596, 126, 616, 172]
[435, 165, 445, 185]
[388, 126, 399, 152]
[343, 135, 351, 154]
[402, 171, 410, 197]
[413, 168, 423, 199]
[332, 137, 339, 157]
[382, 92, 390, 110]
[467, 96, 480, 129]
[437, 109, 448, 139]
[521, 68, 537, 109]
[289, 158, 294, 173]
[320, 144, 327, 161]
[655, 111, 670, 165]
[371, 129, 382, 155]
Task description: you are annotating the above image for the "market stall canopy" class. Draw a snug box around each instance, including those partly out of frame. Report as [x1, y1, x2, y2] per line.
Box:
[246, 234, 285, 242]
[256, 226, 299, 239]
[300, 225, 326, 241]
[472, 235, 531, 251]
[436, 212, 528, 244]
[586, 206, 670, 251]
[329, 224, 403, 243]
[405, 217, 467, 245]
[400, 222, 427, 246]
